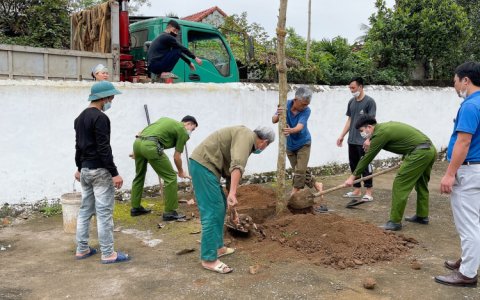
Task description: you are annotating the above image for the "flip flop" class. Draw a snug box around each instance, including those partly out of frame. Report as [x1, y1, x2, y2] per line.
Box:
[218, 247, 235, 258]
[346, 199, 369, 208]
[101, 251, 131, 264]
[343, 192, 362, 198]
[203, 262, 234, 274]
[75, 247, 97, 260]
[314, 205, 330, 213]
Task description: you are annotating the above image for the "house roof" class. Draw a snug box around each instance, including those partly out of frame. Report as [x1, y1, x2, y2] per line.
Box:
[182, 6, 228, 22]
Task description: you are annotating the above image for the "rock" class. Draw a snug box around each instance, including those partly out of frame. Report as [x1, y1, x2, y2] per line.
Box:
[363, 277, 376, 289]
[353, 259, 364, 265]
[249, 265, 260, 274]
[175, 248, 195, 255]
[411, 260, 422, 270]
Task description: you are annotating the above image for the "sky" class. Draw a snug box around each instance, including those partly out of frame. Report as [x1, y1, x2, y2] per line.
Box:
[137, 0, 396, 44]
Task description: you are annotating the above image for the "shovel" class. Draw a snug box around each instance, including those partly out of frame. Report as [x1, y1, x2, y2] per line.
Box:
[225, 207, 249, 234]
[288, 165, 401, 209]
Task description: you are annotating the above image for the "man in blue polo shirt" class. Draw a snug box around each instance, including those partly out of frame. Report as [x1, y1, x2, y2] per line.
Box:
[435, 62, 480, 287]
[272, 87, 324, 210]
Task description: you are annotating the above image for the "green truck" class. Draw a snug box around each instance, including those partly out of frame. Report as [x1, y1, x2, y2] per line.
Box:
[0, 1, 240, 83]
[129, 17, 239, 83]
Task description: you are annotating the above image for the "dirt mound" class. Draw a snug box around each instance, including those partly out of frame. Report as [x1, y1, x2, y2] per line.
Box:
[258, 213, 417, 269]
[235, 185, 277, 223]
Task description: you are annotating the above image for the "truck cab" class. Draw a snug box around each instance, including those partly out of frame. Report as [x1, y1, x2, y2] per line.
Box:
[129, 18, 239, 83]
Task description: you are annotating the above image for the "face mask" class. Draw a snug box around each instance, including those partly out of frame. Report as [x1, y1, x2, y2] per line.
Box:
[458, 89, 467, 99]
[253, 149, 263, 154]
[102, 101, 111, 112]
[360, 130, 370, 139]
[352, 91, 361, 98]
[170, 31, 177, 37]
[187, 130, 192, 136]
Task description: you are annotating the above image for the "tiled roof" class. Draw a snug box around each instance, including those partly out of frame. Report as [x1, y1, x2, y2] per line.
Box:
[182, 6, 228, 22]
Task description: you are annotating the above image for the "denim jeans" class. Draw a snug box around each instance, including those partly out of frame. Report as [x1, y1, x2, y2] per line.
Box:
[76, 168, 115, 257]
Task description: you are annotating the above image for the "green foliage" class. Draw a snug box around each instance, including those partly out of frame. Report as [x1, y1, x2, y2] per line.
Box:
[364, 0, 472, 83]
[39, 202, 62, 217]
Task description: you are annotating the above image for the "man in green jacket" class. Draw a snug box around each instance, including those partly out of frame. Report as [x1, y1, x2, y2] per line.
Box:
[130, 115, 198, 221]
[189, 125, 275, 274]
[344, 115, 436, 231]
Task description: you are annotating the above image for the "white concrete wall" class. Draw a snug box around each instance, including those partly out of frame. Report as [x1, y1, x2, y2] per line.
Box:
[0, 81, 459, 204]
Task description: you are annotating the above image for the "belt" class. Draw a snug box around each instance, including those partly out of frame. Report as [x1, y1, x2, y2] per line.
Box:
[462, 161, 480, 165]
[137, 136, 159, 142]
[412, 142, 431, 152]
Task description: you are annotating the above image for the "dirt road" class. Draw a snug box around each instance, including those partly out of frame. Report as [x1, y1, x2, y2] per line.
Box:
[1, 161, 479, 299]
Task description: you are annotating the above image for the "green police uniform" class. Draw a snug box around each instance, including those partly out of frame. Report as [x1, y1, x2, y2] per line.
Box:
[354, 122, 437, 223]
[131, 117, 189, 212]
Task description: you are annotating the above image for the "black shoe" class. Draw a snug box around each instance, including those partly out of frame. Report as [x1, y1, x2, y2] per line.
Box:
[380, 220, 402, 231]
[130, 206, 151, 217]
[404, 215, 429, 224]
[162, 211, 186, 221]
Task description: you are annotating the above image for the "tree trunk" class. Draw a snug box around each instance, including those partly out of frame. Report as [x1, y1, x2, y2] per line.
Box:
[306, 0, 311, 61]
[276, 0, 288, 213]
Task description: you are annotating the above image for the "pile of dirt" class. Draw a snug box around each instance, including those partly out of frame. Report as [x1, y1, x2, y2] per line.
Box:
[226, 185, 417, 269]
[256, 213, 417, 269]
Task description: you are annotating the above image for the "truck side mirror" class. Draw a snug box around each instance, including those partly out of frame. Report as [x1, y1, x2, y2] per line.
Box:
[144, 41, 152, 53]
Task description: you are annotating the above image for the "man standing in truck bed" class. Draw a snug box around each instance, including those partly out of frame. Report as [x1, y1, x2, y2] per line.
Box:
[147, 20, 203, 80]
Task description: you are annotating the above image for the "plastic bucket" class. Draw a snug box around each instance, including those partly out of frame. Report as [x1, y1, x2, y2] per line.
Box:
[61, 192, 81, 234]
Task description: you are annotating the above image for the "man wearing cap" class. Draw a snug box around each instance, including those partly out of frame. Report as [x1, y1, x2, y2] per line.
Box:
[147, 20, 202, 79]
[74, 81, 130, 264]
[91, 64, 109, 81]
[189, 125, 275, 274]
[130, 116, 198, 221]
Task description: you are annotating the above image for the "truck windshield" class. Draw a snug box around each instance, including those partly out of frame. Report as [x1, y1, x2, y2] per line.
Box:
[187, 31, 230, 77]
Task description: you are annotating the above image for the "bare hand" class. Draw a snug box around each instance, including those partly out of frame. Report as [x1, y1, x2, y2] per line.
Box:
[227, 192, 238, 208]
[336, 137, 343, 147]
[189, 63, 196, 71]
[74, 170, 80, 182]
[276, 106, 284, 116]
[440, 174, 455, 194]
[177, 170, 191, 179]
[283, 127, 294, 136]
[195, 57, 203, 65]
[363, 139, 371, 151]
[344, 175, 356, 187]
[112, 175, 123, 189]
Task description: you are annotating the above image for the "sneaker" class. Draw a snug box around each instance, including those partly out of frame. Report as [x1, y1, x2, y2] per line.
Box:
[130, 206, 151, 217]
[404, 215, 429, 225]
[380, 220, 402, 231]
[162, 210, 186, 221]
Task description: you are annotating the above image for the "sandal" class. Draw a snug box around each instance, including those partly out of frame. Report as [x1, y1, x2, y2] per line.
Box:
[362, 195, 374, 202]
[343, 191, 362, 198]
[101, 251, 131, 264]
[75, 247, 97, 260]
[218, 247, 235, 258]
[203, 262, 234, 274]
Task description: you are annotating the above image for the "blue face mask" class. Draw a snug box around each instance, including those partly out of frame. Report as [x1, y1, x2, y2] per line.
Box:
[102, 101, 112, 112]
[253, 149, 263, 154]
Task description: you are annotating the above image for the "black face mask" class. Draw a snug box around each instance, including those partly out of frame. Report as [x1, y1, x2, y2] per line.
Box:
[170, 31, 177, 37]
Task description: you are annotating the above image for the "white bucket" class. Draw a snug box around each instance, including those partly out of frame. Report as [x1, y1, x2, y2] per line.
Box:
[61, 192, 81, 234]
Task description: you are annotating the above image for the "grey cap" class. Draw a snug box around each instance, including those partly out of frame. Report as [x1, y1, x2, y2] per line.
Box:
[295, 86, 313, 103]
[254, 126, 275, 144]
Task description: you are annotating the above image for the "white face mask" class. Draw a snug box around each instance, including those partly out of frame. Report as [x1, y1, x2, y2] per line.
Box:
[352, 91, 361, 98]
[360, 130, 371, 139]
[187, 130, 192, 136]
[458, 88, 467, 99]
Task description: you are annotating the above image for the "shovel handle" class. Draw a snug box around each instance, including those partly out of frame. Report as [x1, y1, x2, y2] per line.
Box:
[312, 165, 400, 197]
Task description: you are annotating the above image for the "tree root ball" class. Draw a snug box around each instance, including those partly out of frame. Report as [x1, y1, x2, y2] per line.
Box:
[363, 277, 377, 289]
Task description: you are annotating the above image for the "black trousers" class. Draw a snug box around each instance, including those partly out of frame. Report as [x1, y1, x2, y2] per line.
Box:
[348, 144, 373, 188]
[148, 48, 182, 75]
